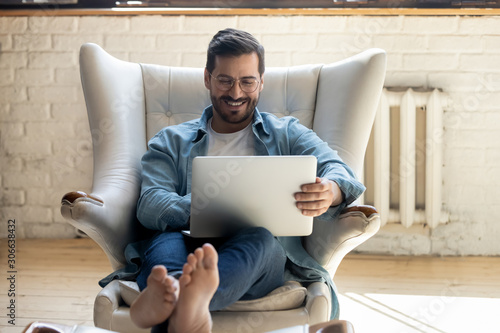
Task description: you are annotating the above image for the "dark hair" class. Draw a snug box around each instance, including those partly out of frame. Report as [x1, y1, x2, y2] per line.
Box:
[206, 28, 265, 76]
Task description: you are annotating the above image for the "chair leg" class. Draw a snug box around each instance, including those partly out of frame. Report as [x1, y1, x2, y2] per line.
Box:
[310, 320, 355, 333]
[23, 322, 118, 333]
[23, 322, 71, 333]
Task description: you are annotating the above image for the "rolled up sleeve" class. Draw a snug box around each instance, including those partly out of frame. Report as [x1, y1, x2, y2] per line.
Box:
[136, 133, 191, 232]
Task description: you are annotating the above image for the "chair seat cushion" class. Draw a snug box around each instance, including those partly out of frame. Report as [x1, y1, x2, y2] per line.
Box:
[119, 280, 307, 312]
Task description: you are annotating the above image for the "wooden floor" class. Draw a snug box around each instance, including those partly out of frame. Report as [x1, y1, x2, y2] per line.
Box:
[1, 238, 500, 333]
[0, 238, 111, 333]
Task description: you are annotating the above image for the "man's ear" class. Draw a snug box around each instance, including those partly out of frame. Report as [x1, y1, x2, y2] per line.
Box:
[259, 74, 264, 92]
[204, 68, 211, 90]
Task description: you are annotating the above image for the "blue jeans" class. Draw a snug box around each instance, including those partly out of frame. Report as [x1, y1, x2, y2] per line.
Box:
[136, 227, 287, 311]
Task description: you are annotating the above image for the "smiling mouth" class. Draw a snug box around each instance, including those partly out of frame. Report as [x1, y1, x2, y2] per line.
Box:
[223, 98, 247, 107]
[227, 100, 244, 106]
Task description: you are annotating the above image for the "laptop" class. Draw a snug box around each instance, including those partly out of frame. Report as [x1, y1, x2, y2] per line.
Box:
[186, 155, 317, 238]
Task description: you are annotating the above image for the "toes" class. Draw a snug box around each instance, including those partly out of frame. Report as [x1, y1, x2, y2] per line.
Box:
[152, 265, 167, 275]
[185, 253, 198, 274]
[194, 247, 204, 267]
[178, 270, 192, 288]
[202, 243, 218, 269]
[164, 293, 176, 303]
[183, 261, 194, 275]
[186, 252, 197, 266]
[165, 275, 178, 290]
[149, 265, 168, 283]
[165, 282, 177, 294]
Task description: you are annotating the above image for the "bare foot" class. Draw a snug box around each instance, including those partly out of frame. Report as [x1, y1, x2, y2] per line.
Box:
[168, 243, 219, 333]
[130, 265, 179, 329]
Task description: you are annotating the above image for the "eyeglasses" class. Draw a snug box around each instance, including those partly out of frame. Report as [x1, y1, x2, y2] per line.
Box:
[209, 72, 261, 93]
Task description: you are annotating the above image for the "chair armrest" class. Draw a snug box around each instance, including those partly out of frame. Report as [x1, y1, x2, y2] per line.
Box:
[304, 205, 381, 277]
[94, 280, 123, 330]
[61, 190, 139, 270]
[304, 281, 331, 325]
[62, 191, 104, 205]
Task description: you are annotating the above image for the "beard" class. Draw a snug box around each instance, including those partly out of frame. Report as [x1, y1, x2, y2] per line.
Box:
[210, 94, 259, 127]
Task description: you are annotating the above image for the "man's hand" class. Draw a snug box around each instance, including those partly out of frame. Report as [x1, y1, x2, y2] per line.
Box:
[294, 177, 343, 217]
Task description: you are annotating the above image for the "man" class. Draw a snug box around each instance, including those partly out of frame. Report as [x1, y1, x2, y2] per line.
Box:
[127, 28, 364, 332]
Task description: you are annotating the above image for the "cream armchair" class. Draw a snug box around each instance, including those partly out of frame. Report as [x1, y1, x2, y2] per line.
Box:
[61, 43, 386, 333]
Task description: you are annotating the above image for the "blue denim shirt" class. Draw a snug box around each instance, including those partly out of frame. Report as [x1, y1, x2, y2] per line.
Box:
[137, 106, 364, 231]
[134, 106, 365, 319]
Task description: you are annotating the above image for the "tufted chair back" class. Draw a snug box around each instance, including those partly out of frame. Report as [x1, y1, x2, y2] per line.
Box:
[141, 64, 320, 140]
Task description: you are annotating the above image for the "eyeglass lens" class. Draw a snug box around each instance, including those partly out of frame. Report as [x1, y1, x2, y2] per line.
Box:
[211, 74, 260, 93]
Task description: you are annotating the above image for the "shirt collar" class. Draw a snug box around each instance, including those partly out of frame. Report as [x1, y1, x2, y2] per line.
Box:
[194, 105, 268, 142]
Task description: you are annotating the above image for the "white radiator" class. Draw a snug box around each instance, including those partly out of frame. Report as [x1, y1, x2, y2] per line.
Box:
[363, 88, 448, 229]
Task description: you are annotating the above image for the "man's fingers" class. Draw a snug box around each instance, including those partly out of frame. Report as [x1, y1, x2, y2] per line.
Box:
[297, 203, 329, 217]
[297, 200, 325, 210]
[301, 178, 330, 193]
[295, 177, 341, 217]
[295, 191, 329, 202]
[301, 209, 320, 217]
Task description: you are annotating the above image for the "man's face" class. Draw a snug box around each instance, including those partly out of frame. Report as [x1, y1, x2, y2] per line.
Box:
[204, 52, 264, 133]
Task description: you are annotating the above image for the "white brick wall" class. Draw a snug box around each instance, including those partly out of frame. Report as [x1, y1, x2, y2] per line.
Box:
[0, 14, 499, 256]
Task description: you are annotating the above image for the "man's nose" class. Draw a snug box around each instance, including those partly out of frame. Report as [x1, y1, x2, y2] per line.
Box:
[228, 81, 245, 99]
